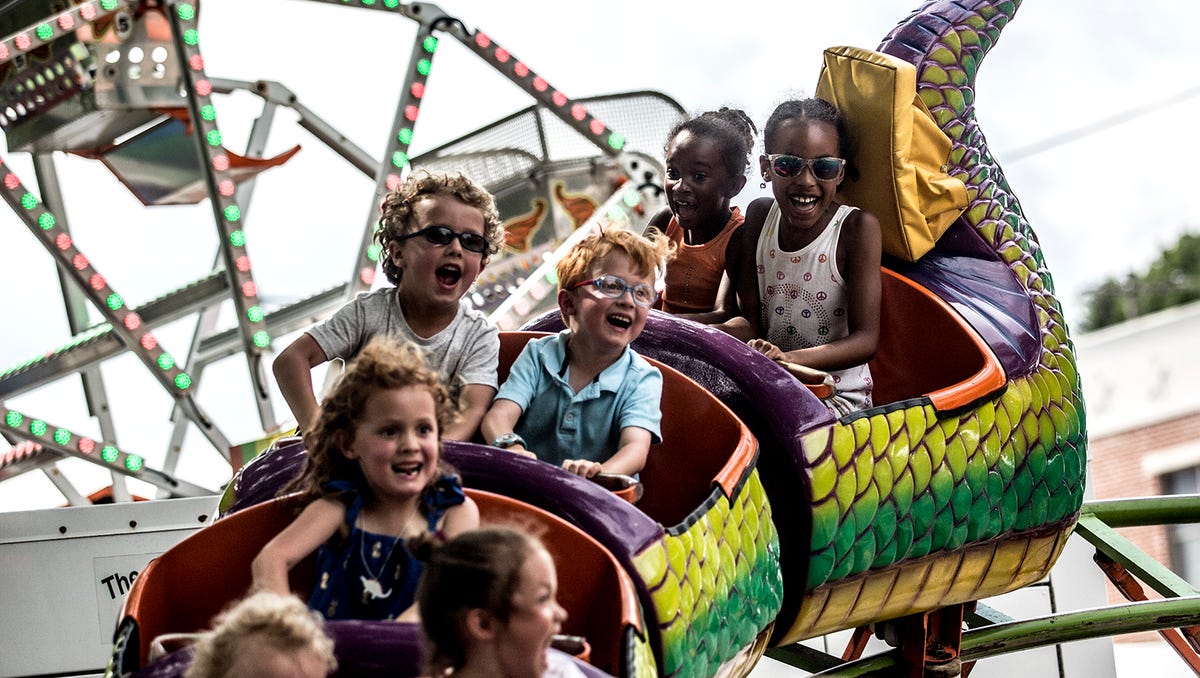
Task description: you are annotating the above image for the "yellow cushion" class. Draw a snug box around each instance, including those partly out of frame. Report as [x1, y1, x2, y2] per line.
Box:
[815, 46, 968, 262]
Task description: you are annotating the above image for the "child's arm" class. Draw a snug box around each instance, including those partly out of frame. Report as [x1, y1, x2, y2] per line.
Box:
[443, 384, 496, 442]
[480, 398, 536, 459]
[251, 497, 344, 595]
[439, 494, 480, 539]
[562, 425, 652, 478]
[272, 333, 330, 431]
[709, 198, 770, 341]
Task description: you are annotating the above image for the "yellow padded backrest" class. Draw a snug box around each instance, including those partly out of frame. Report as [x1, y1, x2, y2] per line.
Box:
[815, 45, 968, 262]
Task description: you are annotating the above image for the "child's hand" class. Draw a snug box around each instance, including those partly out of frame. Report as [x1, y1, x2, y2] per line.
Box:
[748, 338, 787, 362]
[562, 459, 604, 478]
[507, 445, 537, 460]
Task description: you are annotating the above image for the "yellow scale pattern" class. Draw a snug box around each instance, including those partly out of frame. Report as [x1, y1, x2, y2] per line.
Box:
[632, 630, 658, 677]
[787, 524, 1071, 639]
[632, 470, 783, 678]
[783, 365, 1083, 642]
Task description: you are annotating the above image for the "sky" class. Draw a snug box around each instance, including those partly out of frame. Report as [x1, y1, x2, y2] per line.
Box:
[3, 0, 1200, 510]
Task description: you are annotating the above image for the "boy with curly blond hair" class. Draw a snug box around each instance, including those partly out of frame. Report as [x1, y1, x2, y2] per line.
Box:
[481, 227, 675, 478]
[274, 170, 505, 441]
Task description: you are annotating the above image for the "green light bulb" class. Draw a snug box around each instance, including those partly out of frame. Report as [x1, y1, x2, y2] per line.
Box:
[608, 134, 625, 150]
[206, 129, 223, 147]
[101, 0, 118, 9]
[178, 4, 195, 21]
[398, 128, 413, 144]
[230, 230, 246, 247]
[184, 29, 199, 46]
[417, 59, 432, 76]
[367, 244, 382, 261]
[423, 36, 438, 54]
[253, 331, 271, 348]
[175, 373, 192, 390]
[391, 151, 409, 169]
[36, 24, 52, 40]
[106, 293, 123, 310]
[224, 205, 241, 222]
[157, 353, 176, 370]
[125, 455, 144, 472]
[21, 193, 37, 210]
[101, 445, 119, 463]
[5, 411, 22, 427]
[38, 213, 55, 230]
[384, 0, 399, 6]
[201, 104, 216, 121]
[30, 420, 47, 436]
[247, 306, 264, 322]
[623, 190, 640, 207]
[54, 428, 71, 445]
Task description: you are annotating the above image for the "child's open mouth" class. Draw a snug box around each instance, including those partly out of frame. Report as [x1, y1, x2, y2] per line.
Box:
[435, 265, 462, 287]
[788, 194, 818, 211]
[391, 462, 423, 476]
[606, 313, 632, 330]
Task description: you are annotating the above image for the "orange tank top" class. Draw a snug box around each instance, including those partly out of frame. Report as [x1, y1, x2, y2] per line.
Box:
[661, 208, 744, 314]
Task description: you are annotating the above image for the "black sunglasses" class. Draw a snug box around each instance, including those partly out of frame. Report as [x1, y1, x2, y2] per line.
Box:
[397, 225, 491, 254]
[765, 154, 846, 181]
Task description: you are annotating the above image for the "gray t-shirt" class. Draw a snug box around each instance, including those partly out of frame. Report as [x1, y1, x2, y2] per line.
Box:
[308, 287, 499, 396]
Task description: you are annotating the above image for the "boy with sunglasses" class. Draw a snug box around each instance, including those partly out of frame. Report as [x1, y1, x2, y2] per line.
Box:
[481, 228, 675, 478]
[274, 170, 505, 440]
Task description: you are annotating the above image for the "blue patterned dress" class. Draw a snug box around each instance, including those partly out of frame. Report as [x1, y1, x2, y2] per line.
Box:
[307, 475, 465, 620]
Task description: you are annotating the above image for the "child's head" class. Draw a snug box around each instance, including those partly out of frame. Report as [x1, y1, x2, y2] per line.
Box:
[760, 98, 849, 230]
[184, 591, 336, 678]
[763, 97, 848, 158]
[663, 107, 756, 231]
[555, 228, 675, 351]
[375, 170, 505, 289]
[294, 336, 457, 504]
[417, 527, 566, 677]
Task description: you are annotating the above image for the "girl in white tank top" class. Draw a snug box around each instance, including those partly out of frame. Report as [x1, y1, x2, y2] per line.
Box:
[756, 202, 873, 413]
[729, 98, 882, 416]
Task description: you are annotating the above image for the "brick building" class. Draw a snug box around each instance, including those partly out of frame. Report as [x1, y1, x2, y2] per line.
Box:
[1075, 300, 1200, 609]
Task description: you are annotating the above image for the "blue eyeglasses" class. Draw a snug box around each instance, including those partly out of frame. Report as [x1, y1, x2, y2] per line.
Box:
[570, 275, 658, 307]
[397, 225, 491, 254]
[764, 154, 846, 181]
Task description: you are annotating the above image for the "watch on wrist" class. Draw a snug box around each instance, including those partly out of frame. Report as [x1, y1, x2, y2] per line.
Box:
[492, 433, 527, 449]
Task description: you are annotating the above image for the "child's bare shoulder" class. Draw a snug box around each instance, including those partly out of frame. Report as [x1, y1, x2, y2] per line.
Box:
[646, 205, 673, 233]
[845, 205, 881, 230]
[843, 206, 883, 249]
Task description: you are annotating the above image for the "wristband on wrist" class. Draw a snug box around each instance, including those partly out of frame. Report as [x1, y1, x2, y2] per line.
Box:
[492, 433, 527, 449]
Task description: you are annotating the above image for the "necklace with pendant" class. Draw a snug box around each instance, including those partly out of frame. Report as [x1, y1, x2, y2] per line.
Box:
[358, 513, 401, 603]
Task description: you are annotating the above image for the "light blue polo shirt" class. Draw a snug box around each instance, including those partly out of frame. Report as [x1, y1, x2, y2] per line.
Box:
[495, 331, 663, 467]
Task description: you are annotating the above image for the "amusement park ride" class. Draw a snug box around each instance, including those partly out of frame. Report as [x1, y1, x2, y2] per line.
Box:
[2, 0, 1200, 676]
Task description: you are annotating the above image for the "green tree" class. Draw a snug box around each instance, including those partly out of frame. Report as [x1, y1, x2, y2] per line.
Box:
[1082, 231, 1200, 331]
